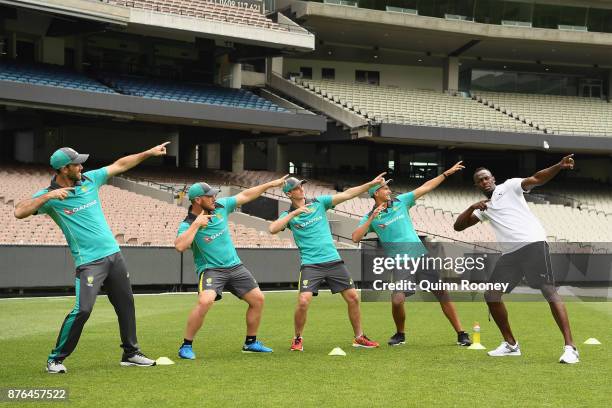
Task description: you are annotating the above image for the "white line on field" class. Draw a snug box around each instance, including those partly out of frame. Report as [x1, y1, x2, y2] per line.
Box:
[0, 289, 334, 301]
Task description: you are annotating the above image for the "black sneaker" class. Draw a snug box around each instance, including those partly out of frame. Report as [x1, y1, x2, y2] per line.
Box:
[457, 331, 472, 346]
[120, 351, 156, 367]
[387, 332, 406, 346]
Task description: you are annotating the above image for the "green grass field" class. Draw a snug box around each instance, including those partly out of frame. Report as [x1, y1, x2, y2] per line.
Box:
[1, 292, 610, 407]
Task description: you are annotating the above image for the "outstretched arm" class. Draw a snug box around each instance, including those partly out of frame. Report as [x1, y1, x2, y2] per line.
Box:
[331, 172, 386, 207]
[454, 200, 489, 231]
[413, 161, 464, 200]
[14, 187, 74, 219]
[521, 154, 574, 191]
[235, 175, 288, 206]
[106, 142, 170, 178]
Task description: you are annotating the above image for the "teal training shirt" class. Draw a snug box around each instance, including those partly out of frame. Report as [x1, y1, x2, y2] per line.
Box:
[177, 196, 241, 275]
[358, 191, 426, 258]
[279, 195, 341, 266]
[33, 167, 120, 267]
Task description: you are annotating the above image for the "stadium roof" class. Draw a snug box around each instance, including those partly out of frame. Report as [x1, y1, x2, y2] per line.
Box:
[285, 1, 612, 67]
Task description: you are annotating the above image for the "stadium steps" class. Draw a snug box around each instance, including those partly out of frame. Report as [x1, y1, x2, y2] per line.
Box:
[287, 78, 540, 134]
[263, 85, 354, 135]
[471, 91, 612, 136]
[268, 74, 371, 136]
[471, 92, 548, 134]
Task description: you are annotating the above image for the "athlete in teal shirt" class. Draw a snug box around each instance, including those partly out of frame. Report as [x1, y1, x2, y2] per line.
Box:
[269, 173, 386, 351]
[277, 194, 339, 265]
[352, 162, 471, 347]
[174, 175, 288, 358]
[14, 143, 170, 373]
[177, 196, 241, 273]
[32, 167, 119, 267]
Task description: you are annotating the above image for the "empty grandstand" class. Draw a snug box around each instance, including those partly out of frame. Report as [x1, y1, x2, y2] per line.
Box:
[292, 78, 542, 133]
[1, 0, 611, 291]
[0, 165, 294, 248]
[473, 91, 612, 136]
[102, 0, 289, 31]
[102, 75, 287, 112]
[0, 61, 115, 94]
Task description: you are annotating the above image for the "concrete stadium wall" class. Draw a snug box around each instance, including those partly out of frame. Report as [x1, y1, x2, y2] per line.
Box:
[0, 246, 360, 288]
[283, 58, 444, 92]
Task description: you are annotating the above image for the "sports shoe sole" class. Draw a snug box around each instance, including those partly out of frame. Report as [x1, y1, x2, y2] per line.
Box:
[241, 350, 273, 353]
[352, 343, 379, 348]
[178, 355, 196, 360]
[46, 369, 66, 374]
[290, 347, 304, 352]
[487, 352, 521, 357]
[457, 342, 472, 346]
[388, 341, 406, 346]
[559, 359, 579, 364]
[119, 361, 156, 366]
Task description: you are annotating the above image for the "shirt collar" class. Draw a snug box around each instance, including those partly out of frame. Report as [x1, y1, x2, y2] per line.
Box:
[289, 197, 316, 212]
[48, 175, 87, 191]
[368, 198, 399, 216]
[184, 202, 224, 224]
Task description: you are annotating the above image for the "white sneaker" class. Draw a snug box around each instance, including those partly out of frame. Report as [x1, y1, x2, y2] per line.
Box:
[120, 351, 156, 367]
[559, 345, 579, 364]
[488, 341, 521, 357]
[46, 360, 67, 374]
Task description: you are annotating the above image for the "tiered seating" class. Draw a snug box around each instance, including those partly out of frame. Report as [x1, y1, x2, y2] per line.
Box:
[473, 91, 612, 136]
[0, 166, 293, 248]
[294, 78, 540, 133]
[103, 75, 287, 112]
[102, 0, 288, 31]
[125, 168, 612, 246]
[124, 168, 496, 242]
[0, 61, 115, 93]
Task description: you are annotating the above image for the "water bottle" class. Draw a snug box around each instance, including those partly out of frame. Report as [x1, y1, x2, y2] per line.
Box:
[473, 322, 481, 345]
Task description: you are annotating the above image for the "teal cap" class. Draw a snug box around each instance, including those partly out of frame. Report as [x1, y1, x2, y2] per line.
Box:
[50, 147, 89, 170]
[188, 182, 220, 200]
[368, 179, 393, 197]
[282, 177, 307, 193]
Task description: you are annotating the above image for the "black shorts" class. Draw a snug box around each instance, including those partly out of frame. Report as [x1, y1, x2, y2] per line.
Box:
[198, 264, 259, 301]
[392, 266, 441, 297]
[299, 260, 355, 296]
[489, 241, 554, 293]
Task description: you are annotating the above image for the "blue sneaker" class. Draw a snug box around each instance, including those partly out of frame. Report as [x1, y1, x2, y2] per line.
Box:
[178, 344, 196, 360]
[242, 340, 273, 353]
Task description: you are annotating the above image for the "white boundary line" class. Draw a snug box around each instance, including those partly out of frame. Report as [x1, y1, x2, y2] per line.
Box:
[0, 289, 333, 301]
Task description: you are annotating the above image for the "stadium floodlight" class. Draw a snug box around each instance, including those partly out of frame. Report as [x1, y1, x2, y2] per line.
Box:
[543, 140, 550, 149]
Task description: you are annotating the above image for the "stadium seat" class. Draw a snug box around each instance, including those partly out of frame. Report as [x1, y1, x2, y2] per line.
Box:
[0, 165, 294, 248]
[472, 91, 612, 136]
[101, 75, 287, 112]
[0, 61, 115, 93]
[101, 0, 289, 31]
[293, 79, 541, 134]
